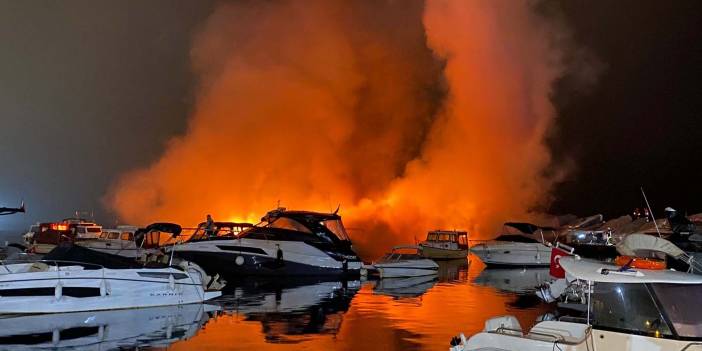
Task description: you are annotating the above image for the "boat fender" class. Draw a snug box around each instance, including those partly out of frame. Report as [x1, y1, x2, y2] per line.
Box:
[54, 283, 62, 301]
[52, 329, 60, 345]
[168, 274, 175, 290]
[235, 256, 244, 266]
[343, 259, 348, 273]
[100, 279, 107, 296]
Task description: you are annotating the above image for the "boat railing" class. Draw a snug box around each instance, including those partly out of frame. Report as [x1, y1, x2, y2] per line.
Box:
[0, 259, 106, 274]
[491, 326, 566, 343]
[681, 342, 702, 351]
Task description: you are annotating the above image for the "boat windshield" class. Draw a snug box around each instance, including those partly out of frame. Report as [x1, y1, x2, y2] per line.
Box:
[321, 219, 350, 241]
[651, 283, 702, 338]
[590, 282, 674, 338]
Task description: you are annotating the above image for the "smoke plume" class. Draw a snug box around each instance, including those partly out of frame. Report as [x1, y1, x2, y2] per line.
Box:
[107, 0, 567, 258]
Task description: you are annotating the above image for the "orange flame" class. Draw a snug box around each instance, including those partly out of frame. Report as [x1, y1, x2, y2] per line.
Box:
[106, 0, 566, 259]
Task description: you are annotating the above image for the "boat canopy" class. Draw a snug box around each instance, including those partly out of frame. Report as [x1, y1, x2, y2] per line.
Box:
[616, 234, 686, 260]
[559, 256, 702, 284]
[135, 222, 182, 237]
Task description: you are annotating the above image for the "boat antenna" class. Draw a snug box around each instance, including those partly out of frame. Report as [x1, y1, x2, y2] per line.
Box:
[641, 187, 662, 238]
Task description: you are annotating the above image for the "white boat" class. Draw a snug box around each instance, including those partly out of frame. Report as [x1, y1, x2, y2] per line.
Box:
[449, 254, 702, 351]
[471, 222, 555, 267]
[75, 226, 147, 258]
[374, 245, 439, 278]
[0, 302, 219, 350]
[171, 208, 363, 277]
[0, 260, 221, 313]
[419, 230, 470, 259]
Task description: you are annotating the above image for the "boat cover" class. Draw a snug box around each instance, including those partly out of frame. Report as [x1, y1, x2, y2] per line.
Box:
[560, 256, 702, 284]
[44, 244, 167, 269]
[616, 234, 686, 259]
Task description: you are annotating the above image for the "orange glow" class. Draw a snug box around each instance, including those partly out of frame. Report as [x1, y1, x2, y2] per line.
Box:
[106, 0, 567, 259]
[50, 223, 69, 231]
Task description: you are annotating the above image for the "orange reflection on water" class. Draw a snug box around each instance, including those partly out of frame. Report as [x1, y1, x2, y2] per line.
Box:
[170, 260, 553, 351]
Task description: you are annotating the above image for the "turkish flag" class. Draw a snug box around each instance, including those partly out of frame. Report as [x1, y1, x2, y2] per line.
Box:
[550, 246, 572, 278]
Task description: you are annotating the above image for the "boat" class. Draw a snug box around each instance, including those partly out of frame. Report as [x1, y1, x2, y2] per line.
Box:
[0, 253, 222, 313]
[0, 201, 25, 216]
[373, 245, 439, 278]
[171, 208, 362, 277]
[27, 218, 103, 254]
[471, 222, 556, 267]
[74, 225, 148, 259]
[450, 253, 702, 350]
[418, 230, 469, 259]
[0, 302, 219, 349]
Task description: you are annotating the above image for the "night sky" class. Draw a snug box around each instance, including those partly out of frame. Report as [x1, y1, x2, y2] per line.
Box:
[1, 0, 701, 230]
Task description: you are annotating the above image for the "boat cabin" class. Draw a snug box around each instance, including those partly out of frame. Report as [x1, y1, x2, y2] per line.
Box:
[559, 256, 702, 341]
[187, 221, 254, 241]
[425, 230, 469, 249]
[239, 208, 358, 260]
[33, 218, 101, 245]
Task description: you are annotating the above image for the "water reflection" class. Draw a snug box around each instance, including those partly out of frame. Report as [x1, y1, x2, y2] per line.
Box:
[216, 278, 360, 343]
[166, 261, 554, 351]
[0, 303, 218, 350]
[472, 267, 554, 294]
[373, 275, 437, 298]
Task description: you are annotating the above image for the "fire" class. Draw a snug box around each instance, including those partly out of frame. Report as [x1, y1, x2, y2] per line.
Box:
[106, 0, 568, 259]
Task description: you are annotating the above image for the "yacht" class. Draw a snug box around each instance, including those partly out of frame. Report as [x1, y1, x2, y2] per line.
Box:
[418, 230, 469, 259]
[471, 222, 556, 267]
[449, 254, 702, 351]
[373, 245, 439, 278]
[171, 208, 362, 277]
[0, 259, 221, 313]
[0, 303, 218, 349]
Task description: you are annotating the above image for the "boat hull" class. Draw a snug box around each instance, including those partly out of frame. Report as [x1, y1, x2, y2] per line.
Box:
[471, 242, 551, 267]
[172, 239, 362, 278]
[418, 245, 468, 260]
[374, 259, 439, 278]
[0, 266, 219, 313]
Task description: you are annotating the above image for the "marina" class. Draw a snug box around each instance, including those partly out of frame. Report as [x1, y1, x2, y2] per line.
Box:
[2, 1, 701, 350]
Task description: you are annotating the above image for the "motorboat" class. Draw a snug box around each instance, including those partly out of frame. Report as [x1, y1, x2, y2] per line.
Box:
[171, 208, 362, 277]
[450, 253, 702, 351]
[471, 222, 556, 267]
[0, 302, 219, 349]
[26, 218, 103, 254]
[0, 257, 222, 313]
[75, 225, 147, 258]
[373, 245, 439, 278]
[419, 230, 469, 259]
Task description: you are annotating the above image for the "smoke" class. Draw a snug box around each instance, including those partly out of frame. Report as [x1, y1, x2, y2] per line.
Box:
[107, 0, 569, 258]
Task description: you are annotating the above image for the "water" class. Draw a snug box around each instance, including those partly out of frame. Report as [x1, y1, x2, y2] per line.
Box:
[0, 256, 557, 350]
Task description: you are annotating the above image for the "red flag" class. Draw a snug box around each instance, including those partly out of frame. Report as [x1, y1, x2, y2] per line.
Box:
[550, 246, 572, 278]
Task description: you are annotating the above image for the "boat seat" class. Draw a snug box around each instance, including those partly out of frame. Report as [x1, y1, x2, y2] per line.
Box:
[484, 315, 523, 336]
[528, 321, 589, 344]
[29, 262, 49, 272]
